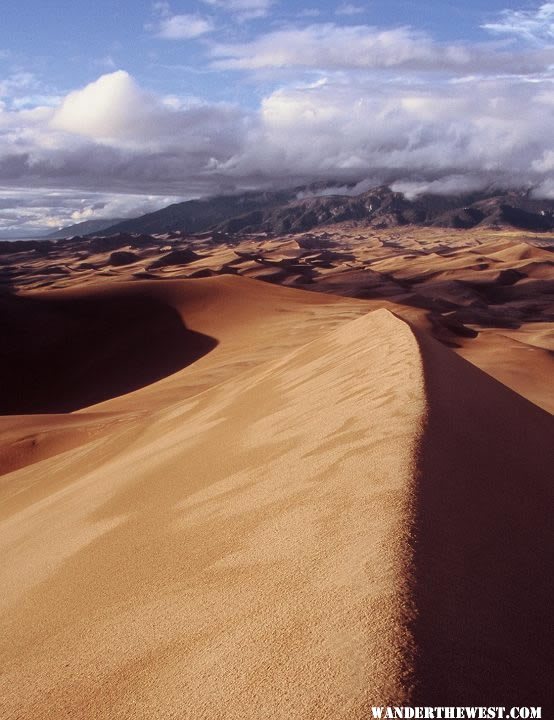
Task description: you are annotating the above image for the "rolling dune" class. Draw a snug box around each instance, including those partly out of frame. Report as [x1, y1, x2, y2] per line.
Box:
[3, 225, 552, 413]
[0, 276, 552, 718]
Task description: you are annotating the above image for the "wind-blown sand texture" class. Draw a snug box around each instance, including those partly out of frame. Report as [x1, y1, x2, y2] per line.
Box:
[1, 234, 553, 717]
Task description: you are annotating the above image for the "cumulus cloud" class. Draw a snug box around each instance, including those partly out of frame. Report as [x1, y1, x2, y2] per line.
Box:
[48, 70, 247, 157]
[483, 2, 554, 44]
[0, 70, 250, 198]
[51, 71, 146, 139]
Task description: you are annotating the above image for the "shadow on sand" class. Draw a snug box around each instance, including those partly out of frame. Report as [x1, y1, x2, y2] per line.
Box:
[0, 290, 218, 414]
[409, 326, 554, 709]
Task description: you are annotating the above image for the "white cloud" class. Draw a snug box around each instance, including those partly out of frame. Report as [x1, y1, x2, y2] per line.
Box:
[209, 23, 554, 73]
[147, 2, 214, 39]
[0, 71, 249, 199]
[0, 186, 183, 237]
[49, 70, 244, 153]
[391, 175, 490, 200]
[218, 73, 554, 192]
[210, 25, 450, 70]
[483, 2, 554, 44]
[155, 14, 214, 39]
[336, 3, 365, 16]
[51, 71, 146, 139]
[201, 0, 274, 19]
[0, 72, 38, 99]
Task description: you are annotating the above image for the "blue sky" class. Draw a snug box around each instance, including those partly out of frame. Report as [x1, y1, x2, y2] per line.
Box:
[0, 0, 525, 103]
[1, 0, 553, 235]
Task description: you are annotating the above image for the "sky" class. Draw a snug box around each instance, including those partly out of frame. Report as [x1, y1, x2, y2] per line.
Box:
[0, 0, 553, 236]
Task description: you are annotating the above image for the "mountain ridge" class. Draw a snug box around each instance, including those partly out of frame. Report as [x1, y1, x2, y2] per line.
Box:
[87, 185, 554, 239]
[45, 217, 125, 240]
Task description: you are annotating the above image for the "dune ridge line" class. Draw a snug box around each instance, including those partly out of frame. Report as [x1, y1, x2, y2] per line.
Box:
[0, 281, 552, 717]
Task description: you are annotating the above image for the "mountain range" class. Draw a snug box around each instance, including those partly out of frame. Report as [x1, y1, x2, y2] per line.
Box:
[45, 217, 126, 240]
[48, 185, 554, 239]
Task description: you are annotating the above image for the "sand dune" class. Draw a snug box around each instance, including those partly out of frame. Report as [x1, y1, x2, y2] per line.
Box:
[0, 412, 130, 477]
[0, 275, 552, 718]
[0, 286, 217, 414]
[410, 324, 553, 706]
[2, 225, 552, 412]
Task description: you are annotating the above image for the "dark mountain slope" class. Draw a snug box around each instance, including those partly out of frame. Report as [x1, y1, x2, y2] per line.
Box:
[55, 185, 554, 239]
[98, 190, 297, 237]
[45, 218, 124, 240]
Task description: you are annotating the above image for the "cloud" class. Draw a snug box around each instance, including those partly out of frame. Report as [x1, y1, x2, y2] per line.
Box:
[336, 3, 365, 16]
[1, 64, 554, 232]
[209, 23, 554, 74]
[51, 71, 147, 139]
[155, 14, 214, 39]
[210, 25, 444, 70]
[201, 0, 274, 20]
[391, 175, 490, 200]
[11, 94, 61, 110]
[148, 2, 214, 39]
[218, 73, 554, 193]
[49, 70, 245, 154]
[483, 2, 554, 44]
[0, 72, 39, 100]
[0, 186, 183, 237]
[0, 71, 250, 197]
[532, 177, 554, 198]
[296, 177, 383, 198]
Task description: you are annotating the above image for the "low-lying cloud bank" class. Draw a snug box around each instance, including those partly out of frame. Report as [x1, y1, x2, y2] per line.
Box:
[1, 44, 554, 233]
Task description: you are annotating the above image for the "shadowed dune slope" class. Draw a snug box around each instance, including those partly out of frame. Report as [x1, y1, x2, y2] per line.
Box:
[0, 277, 372, 476]
[0, 287, 218, 414]
[73, 276, 373, 413]
[410, 325, 554, 707]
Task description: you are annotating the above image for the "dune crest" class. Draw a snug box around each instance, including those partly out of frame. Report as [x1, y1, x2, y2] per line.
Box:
[1, 286, 552, 717]
[3, 225, 553, 413]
